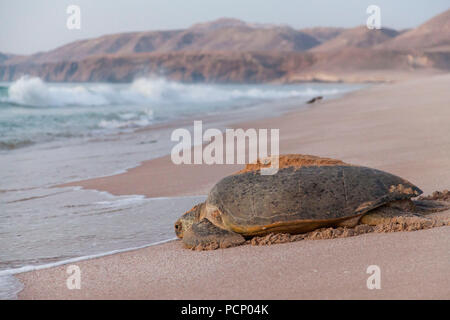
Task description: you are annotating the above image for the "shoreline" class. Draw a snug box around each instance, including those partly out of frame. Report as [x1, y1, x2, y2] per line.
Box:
[16, 73, 450, 299]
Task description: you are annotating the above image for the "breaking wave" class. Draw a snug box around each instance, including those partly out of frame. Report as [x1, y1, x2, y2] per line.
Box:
[0, 76, 362, 150]
[3, 76, 343, 108]
[97, 109, 154, 129]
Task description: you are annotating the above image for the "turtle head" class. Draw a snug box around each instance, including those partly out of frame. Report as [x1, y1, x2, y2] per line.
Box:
[174, 202, 204, 238]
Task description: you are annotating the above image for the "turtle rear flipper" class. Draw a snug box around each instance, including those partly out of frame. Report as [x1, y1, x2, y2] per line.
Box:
[413, 199, 450, 214]
[359, 199, 438, 227]
[360, 198, 450, 226]
[182, 219, 245, 250]
[360, 209, 428, 226]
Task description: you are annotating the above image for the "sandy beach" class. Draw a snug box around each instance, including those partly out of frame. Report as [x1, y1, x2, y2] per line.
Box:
[18, 73, 450, 299]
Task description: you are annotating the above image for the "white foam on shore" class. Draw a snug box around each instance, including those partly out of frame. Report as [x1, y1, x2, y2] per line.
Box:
[64, 185, 206, 204]
[4, 76, 347, 108]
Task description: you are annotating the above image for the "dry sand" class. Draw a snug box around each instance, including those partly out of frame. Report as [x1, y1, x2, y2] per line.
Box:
[19, 73, 450, 299]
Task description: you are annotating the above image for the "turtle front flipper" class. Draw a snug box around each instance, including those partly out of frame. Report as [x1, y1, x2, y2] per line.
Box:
[182, 219, 245, 250]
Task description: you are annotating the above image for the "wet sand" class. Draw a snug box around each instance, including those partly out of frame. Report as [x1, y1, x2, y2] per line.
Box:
[19, 73, 450, 299]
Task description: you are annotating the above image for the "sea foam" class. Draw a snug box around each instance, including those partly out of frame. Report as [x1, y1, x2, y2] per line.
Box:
[3, 76, 344, 108]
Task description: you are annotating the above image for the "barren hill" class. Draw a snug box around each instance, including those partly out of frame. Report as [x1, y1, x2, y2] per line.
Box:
[310, 26, 399, 52]
[300, 27, 345, 43]
[6, 18, 319, 65]
[1, 49, 448, 83]
[0, 52, 17, 64]
[1, 10, 449, 84]
[380, 9, 450, 51]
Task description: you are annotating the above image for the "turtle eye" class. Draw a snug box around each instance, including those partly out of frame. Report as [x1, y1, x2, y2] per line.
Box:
[174, 222, 184, 238]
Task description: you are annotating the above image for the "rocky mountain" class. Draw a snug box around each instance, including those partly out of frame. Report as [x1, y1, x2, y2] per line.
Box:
[0, 53, 8, 63]
[189, 18, 249, 31]
[1, 49, 448, 84]
[5, 18, 319, 65]
[300, 27, 345, 43]
[310, 26, 399, 51]
[1, 10, 449, 83]
[379, 9, 450, 51]
[0, 52, 17, 64]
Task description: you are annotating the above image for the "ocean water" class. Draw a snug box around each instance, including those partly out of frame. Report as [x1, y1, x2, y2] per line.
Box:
[0, 76, 364, 299]
[0, 76, 358, 151]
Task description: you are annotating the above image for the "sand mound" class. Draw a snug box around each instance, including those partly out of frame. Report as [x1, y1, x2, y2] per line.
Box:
[249, 208, 450, 246]
[237, 154, 348, 174]
[418, 190, 450, 201]
[249, 215, 449, 246]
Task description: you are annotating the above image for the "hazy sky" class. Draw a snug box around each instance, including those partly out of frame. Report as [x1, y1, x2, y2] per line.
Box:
[1, 0, 448, 54]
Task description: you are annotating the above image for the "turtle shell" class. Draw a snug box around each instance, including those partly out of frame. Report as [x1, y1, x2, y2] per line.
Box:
[205, 163, 422, 236]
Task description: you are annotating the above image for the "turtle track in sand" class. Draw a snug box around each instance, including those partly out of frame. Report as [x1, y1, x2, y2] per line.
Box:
[418, 189, 450, 201]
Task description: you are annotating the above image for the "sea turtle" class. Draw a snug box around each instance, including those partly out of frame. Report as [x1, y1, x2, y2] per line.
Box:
[174, 154, 442, 250]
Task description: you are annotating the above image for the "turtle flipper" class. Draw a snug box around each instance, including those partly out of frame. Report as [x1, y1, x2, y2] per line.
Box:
[182, 219, 245, 250]
[360, 209, 428, 226]
[413, 199, 450, 214]
[360, 200, 434, 226]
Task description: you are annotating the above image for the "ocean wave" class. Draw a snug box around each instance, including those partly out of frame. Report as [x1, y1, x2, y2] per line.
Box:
[2, 76, 345, 108]
[97, 109, 154, 129]
[0, 139, 34, 150]
[5, 76, 111, 107]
